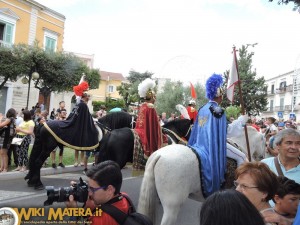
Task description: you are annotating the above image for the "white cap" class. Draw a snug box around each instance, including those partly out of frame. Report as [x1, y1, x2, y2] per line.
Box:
[189, 100, 196, 105]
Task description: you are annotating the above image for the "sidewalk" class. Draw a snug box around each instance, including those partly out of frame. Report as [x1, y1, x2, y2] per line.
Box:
[0, 163, 93, 181]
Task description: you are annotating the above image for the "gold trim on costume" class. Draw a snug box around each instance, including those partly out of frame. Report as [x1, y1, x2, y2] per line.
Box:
[44, 123, 99, 150]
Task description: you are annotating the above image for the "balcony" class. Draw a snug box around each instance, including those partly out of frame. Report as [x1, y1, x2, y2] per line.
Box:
[275, 84, 293, 94]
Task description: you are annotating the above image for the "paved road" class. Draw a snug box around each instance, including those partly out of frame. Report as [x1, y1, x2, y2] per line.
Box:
[0, 166, 201, 225]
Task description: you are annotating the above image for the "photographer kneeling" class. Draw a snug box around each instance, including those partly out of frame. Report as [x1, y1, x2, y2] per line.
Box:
[65, 160, 131, 225]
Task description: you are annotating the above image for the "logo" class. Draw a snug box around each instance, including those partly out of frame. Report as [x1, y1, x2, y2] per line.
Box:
[0, 207, 18, 225]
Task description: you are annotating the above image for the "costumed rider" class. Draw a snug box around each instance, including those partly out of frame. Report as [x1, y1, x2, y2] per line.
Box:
[178, 99, 198, 124]
[135, 78, 164, 158]
[43, 74, 99, 151]
[187, 99, 198, 124]
[188, 73, 248, 198]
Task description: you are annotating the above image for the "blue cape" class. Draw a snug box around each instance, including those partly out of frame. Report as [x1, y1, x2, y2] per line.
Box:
[188, 101, 227, 197]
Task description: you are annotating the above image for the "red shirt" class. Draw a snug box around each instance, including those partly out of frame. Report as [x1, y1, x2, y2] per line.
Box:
[89, 196, 130, 225]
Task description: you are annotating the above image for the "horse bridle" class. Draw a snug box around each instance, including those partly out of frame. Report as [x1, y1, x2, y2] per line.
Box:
[162, 125, 192, 145]
[95, 121, 112, 134]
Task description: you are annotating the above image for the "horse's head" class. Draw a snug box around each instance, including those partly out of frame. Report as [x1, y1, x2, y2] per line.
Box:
[162, 119, 192, 143]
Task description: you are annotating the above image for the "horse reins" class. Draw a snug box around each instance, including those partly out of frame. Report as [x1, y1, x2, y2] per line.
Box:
[162, 127, 188, 145]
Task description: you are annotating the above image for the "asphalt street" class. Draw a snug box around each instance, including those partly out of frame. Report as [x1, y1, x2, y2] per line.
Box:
[0, 165, 202, 225]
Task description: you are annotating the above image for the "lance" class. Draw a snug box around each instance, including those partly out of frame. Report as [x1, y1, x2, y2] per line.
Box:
[232, 45, 252, 162]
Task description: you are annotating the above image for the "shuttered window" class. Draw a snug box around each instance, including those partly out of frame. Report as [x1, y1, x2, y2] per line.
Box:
[45, 36, 56, 52]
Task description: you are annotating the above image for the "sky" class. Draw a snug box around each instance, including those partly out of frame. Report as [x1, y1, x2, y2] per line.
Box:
[40, 0, 300, 85]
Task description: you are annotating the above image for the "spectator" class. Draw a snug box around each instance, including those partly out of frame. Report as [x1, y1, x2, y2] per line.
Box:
[265, 117, 278, 142]
[65, 160, 131, 225]
[74, 150, 84, 167]
[235, 161, 291, 225]
[56, 101, 66, 119]
[272, 176, 300, 223]
[8, 110, 23, 167]
[161, 112, 168, 124]
[168, 113, 176, 122]
[14, 110, 35, 172]
[50, 108, 56, 120]
[200, 189, 265, 225]
[96, 105, 107, 119]
[0, 108, 17, 173]
[50, 109, 66, 169]
[261, 128, 300, 184]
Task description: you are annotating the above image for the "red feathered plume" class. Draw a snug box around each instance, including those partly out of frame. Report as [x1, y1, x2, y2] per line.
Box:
[190, 82, 197, 99]
[73, 81, 89, 97]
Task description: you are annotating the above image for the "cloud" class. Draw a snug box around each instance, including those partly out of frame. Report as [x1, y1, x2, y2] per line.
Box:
[41, 0, 300, 81]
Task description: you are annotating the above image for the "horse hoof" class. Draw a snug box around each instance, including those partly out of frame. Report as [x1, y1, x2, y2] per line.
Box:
[27, 181, 35, 187]
[34, 183, 45, 190]
[24, 174, 31, 180]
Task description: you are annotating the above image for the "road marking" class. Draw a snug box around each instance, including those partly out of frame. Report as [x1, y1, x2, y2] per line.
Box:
[0, 176, 141, 204]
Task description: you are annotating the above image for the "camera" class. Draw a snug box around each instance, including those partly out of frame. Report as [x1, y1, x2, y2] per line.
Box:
[44, 177, 88, 206]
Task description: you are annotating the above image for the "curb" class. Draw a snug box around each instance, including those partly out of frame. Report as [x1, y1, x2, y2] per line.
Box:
[0, 163, 93, 181]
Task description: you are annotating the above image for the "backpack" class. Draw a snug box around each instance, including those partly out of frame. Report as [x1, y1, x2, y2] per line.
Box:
[101, 194, 153, 225]
[8, 117, 16, 138]
[0, 117, 15, 138]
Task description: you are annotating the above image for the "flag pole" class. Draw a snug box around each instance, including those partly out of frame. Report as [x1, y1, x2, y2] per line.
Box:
[232, 45, 252, 162]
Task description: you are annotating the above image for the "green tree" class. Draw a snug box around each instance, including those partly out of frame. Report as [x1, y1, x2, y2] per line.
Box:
[222, 45, 268, 116]
[117, 70, 153, 110]
[156, 80, 185, 116]
[268, 0, 300, 10]
[225, 106, 241, 120]
[12, 43, 100, 107]
[0, 46, 27, 89]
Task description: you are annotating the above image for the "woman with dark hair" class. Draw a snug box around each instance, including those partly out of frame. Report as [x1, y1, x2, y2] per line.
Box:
[235, 162, 284, 224]
[0, 108, 17, 172]
[14, 109, 35, 172]
[200, 189, 265, 225]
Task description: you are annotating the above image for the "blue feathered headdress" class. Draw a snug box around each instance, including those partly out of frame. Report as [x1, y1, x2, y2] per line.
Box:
[205, 73, 224, 100]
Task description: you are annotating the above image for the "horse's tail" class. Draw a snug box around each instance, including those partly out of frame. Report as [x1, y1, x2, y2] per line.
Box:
[137, 152, 161, 223]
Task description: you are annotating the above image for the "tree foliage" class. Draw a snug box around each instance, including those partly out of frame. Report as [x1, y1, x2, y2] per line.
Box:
[221, 45, 268, 116]
[117, 70, 153, 109]
[0, 46, 27, 89]
[0, 43, 100, 105]
[225, 105, 241, 120]
[269, 0, 300, 10]
[156, 80, 206, 117]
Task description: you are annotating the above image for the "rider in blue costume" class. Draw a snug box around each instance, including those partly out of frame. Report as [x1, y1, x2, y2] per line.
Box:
[188, 74, 247, 197]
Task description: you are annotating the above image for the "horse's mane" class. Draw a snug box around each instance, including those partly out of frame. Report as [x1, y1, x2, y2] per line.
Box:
[98, 111, 136, 129]
[162, 119, 191, 138]
[162, 119, 190, 129]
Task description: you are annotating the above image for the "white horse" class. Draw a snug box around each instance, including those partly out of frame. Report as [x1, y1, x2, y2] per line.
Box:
[137, 126, 266, 225]
[228, 126, 266, 161]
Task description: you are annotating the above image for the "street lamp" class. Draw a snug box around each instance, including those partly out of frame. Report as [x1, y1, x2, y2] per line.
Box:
[21, 71, 39, 109]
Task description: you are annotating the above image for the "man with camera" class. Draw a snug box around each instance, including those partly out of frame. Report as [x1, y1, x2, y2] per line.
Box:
[65, 160, 131, 225]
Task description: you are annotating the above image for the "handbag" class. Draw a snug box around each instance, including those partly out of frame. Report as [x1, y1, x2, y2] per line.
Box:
[11, 137, 24, 145]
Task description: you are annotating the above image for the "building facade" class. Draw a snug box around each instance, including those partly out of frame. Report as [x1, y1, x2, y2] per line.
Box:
[0, 0, 65, 114]
[89, 70, 125, 102]
[262, 70, 300, 122]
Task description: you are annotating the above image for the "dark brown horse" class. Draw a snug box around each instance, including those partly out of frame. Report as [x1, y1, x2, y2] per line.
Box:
[25, 111, 136, 189]
[97, 119, 192, 169]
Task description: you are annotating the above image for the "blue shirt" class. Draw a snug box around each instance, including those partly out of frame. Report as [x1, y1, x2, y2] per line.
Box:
[261, 157, 300, 184]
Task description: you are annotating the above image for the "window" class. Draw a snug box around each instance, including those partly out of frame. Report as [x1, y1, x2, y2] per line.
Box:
[43, 29, 58, 52]
[45, 36, 56, 52]
[108, 85, 114, 93]
[0, 8, 19, 47]
[280, 98, 284, 110]
[271, 84, 274, 94]
[279, 81, 286, 90]
[270, 100, 274, 111]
